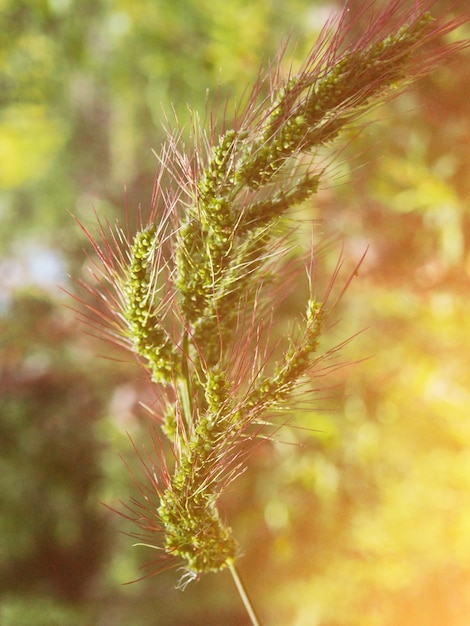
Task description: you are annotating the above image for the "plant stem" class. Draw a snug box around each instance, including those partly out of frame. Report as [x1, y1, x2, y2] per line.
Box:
[229, 562, 263, 626]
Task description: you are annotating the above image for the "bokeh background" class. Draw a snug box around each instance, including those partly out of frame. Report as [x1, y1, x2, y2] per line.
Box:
[1, 1, 470, 624]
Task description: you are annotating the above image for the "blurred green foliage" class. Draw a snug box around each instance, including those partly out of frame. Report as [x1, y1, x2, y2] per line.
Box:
[1, 0, 469, 624]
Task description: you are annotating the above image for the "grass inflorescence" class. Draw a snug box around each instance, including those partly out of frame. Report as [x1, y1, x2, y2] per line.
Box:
[75, 1, 467, 622]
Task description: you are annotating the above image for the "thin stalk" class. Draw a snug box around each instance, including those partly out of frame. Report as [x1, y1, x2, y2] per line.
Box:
[228, 562, 263, 626]
[177, 330, 193, 431]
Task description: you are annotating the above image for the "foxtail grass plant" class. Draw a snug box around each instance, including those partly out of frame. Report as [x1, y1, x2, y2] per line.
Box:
[76, 2, 467, 623]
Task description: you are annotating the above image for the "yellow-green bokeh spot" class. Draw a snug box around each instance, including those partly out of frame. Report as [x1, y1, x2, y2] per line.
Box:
[0, 105, 66, 189]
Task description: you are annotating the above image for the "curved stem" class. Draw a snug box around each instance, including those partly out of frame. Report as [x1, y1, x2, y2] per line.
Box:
[228, 562, 263, 626]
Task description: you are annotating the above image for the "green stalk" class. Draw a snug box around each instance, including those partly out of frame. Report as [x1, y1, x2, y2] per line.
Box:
[229, 562, 263, 626]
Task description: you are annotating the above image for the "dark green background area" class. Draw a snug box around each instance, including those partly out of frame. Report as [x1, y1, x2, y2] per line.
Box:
[1, 1, 470, 624]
